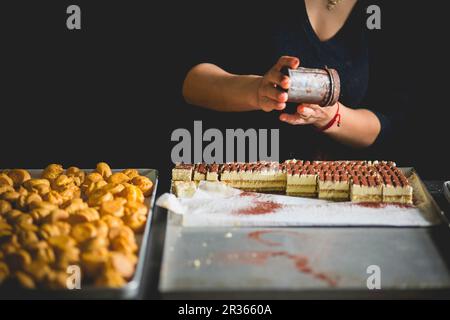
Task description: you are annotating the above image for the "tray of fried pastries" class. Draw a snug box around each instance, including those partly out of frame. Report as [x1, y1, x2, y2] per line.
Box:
[0, 162, 158, 299]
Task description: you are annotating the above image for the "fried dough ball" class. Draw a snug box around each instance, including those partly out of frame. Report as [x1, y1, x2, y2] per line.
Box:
[7, 169, 31, 187]
[23, 260, 51, 282]
[0, 262, 9, 284]
[124, 201, 148, 216]
[83, 236, 109, 252]
[58, 185, 81, 202]
[66, 167, 85, 186]
[39, 224, 63, 240]
[85, 180, 108, 197]
[131, 175, 153, 197]
[122, 169, 139, 180]
[119, 184, 144, 203]
[4, 249, 32, 270]
[96, 162, 112, 179]
[0, 199, 12, 215]
[107, 251, 135, 279]
[0, 185, 14, 197]
[123, 213, 147, 233]
[94, 269, 126, 288]
[44, 270, 69, 289]
[17, 193, 43, 211]
[93, 220, 109, 239]
[1, 190, 20, 203]
[29, 201, 58, 212]
[43, 191, 64, 206]
[110, 236, 138, 255]
[48, 235, 77, 252]
[81, 247, 109, 277]
[101, 183, 125, 196]
[101, 215, 124, 229]
[15, 271, 36, 289]
[30, 208, 53, 224]
[17, 230, 39, 246]
[42, 164, 64, 181]
[23, 179, 51, 195]
[42, 209, 69, 224]
[71, 222, 97, 243]
[87, 190, 114, 207]
[68, 208, 100, 224]
[27, 241, 55, 264]
[54, 246, 80, 270]
[0, 173, 14, 187]
[62, 198, 88, 214]
[107, 172, 130, 184]
[52, 174, 74, 191]
[100, 199, 125, 217]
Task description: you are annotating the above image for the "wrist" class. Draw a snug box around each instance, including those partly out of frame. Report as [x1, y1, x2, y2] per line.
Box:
[314, 103, 338, 128]
[247, 75, 263, 110]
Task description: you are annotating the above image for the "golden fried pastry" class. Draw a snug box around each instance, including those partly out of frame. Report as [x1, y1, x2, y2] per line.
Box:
[15, 271, 36, 289]
[1, 190, 20, 203]
[54, 246, 80, 270]
[95, 163, 111, 178]
[71, 222, 97, 243]
[100, 199, 125, 218]
[0, 185, 15, 197]
[62, 198, 88, 214]
[0, 199, 12, 215]
[96, 162, 113, 179]
[42, 164, 64, 181]
[131, 175, 153, 197]
[119, 184, 144, 203]
[16, 193, 43, 211]
[101, 215, 124, 229]
[80, 247, 109, 277]
[39, 223, 63, 240]
[122, 169, 140, 180]
[87, 190, 114, 207]
[94, 269, 126, 288]
[1, 163, 149, 289]
[48, 235, 77, 252]
[0, 262, 9, 284]
[107, 251, 135, 279]
[0, 173, 14, 187]
[4, 249, 32, 270]
[23, 260, 51, 282]
[124, 201, 148, 216]
[123, 213, 147, 233]
[93, 220, 109, 239]
[17, 230, 39, 246]
[7, 169, 31, 187]
[107, 172, 130, 184]
[66, 167, 85, 186]
[27, 241, 55, 264]
[42, 209, 69, 224]
[101, 183, 125, 195]
[43, 190, 64, 206]
[68, 208, 100, 224]
[44, 270, 68, 289]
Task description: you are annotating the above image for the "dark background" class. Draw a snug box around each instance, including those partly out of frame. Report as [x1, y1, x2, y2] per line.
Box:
[1, 1, 449, 194]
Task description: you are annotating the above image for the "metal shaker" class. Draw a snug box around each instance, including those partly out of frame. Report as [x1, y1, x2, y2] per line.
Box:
[282, 67, 340, 107]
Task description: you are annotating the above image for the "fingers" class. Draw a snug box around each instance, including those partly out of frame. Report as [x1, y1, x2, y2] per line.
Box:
[260, 97, 286, 112]
[266, 70, 290, 89]
[275, 56, 300, 71]
[297, 104, 317, 119]
[279, 113, 308, 125]
[260, 84, 288, 102]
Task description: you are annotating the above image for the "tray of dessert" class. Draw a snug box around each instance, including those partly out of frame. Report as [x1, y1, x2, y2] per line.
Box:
[160, 160, 445, 227]
[0, 163, 158, 299]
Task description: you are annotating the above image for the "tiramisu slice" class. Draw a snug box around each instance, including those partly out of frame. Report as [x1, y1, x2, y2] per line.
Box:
[193, 163, 207, 182]
[380, 168, 413, 204]
[350, 174, 383, 202]
[172, 181, 197, 198]
[206, 164, 220, 182]
[220, 162, 286, 192]
[171, 163, 194, 181]
[286, 161, 319, 197]
[318, 171, 350, 201]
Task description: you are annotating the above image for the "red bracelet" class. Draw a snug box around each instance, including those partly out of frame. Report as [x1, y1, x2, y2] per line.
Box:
[317, 102, 341, 132]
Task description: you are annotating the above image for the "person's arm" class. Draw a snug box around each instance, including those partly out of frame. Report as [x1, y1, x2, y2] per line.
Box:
[279, 103, 381, 148]
[182, 56, 300, 112]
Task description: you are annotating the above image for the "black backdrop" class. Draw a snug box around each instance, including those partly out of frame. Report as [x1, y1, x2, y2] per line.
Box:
[1, 1, 449, 194]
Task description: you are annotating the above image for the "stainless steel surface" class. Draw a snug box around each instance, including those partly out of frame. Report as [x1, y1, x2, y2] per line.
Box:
[0, 169, 158, 299]
[286, 67, 340, 106]
[158, 168, 450, 297]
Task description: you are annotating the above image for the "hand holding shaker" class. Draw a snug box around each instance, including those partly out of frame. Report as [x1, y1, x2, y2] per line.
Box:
[282, 67, 341, 107]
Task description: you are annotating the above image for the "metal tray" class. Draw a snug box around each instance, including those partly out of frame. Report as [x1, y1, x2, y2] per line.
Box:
[0, 168, 158, 299]
[157, 168, 450, 299]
